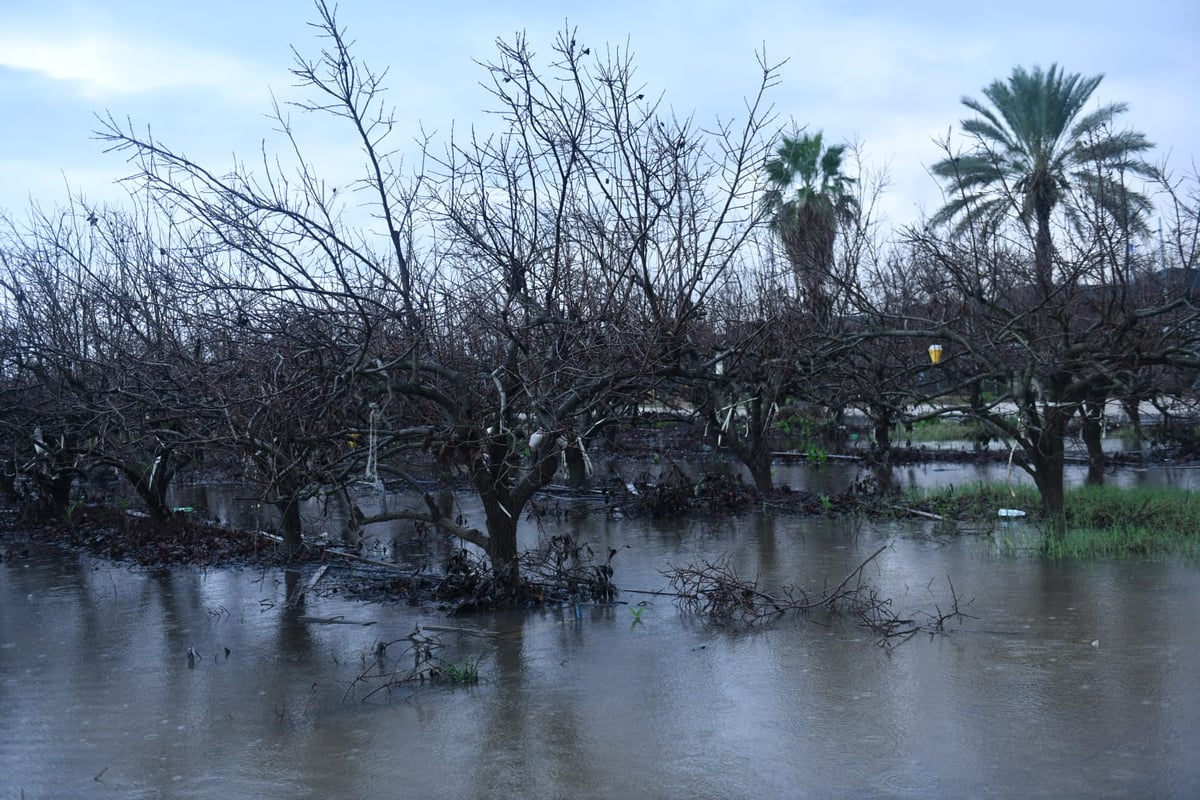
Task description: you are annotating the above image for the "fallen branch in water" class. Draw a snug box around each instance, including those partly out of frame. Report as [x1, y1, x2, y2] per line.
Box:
[344, 625, 481, 701]
[324, 547, 413, 571]
[663, 546, 974, 645]
[420, 624, 503, 638]
[890, 505, 946, 521]
[665, 546, 885, 624]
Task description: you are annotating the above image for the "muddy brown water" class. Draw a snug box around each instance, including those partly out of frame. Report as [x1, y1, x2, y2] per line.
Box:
[3, 465, 1199, 798]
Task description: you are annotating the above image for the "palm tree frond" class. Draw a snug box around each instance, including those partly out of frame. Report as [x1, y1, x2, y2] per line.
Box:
[933, 63, 1155, 253]
[762, 129, 860, 303]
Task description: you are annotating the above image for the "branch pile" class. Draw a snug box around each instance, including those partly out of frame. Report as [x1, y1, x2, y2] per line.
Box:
[664, 545, 974, 645]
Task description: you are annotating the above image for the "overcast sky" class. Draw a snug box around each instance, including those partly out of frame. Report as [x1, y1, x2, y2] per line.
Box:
[1, 0, 1196, 230]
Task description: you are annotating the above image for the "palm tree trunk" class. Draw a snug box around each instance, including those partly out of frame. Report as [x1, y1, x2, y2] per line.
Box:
[1035, 199, 1055, 293]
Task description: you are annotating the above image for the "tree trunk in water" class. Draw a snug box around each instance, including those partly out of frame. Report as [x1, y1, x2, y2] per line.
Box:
[483, 499, 520, 589]
[473, 435, 561, 593]
[49, 472, 74, 517]
[0, 459, 16, 502]
[1081, 398, 1106, 485]
[869, 463, 897, 494]
[122, 458, 175, 519]
[138, 480, 171, 518]
[743, 405, 775, 496]
[1031, 407, 1070, 536]
[709, 393, 774, 496]
[277, 497, 303, 553]
[747, 442, 774, 495]
[564, 444, 590, 489]
[873, 409, 891, 456]
[1122, 399, 1144, 464]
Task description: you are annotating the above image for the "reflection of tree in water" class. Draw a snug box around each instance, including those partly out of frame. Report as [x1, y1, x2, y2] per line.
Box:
[277, 569, 316, 658]
[471, 615, 605, 796]
[239, 568, 323, 734]
[752, 513, 779, 574]
[0, 550, 92, 724]
[148, 568, 205, 644]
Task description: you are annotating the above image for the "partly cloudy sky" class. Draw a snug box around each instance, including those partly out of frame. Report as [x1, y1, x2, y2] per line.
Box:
[1, 0, 1196, 229]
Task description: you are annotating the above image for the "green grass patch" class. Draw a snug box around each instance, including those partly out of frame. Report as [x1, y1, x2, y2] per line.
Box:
[906, 482, 1040, 520]
[1040, 524, 1199, 559]
[895, 417, 994, 443]
[435, 656, 480, 685]
[907, 483, 1200, 559]
[1053, 485, 1200, 559]
[1063, 484, 1200, 531]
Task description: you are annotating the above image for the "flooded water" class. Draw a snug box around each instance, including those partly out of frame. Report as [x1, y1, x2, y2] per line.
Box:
[769, 457, 1200, 494]
[3, 475, 1200, 798]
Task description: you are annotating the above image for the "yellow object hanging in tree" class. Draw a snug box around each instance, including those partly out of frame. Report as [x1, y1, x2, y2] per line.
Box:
[928, 344, 943, 365]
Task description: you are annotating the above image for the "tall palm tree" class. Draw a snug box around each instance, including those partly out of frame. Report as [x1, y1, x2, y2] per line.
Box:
[930, 65, 1157, 526]
[931, 64, 1156, 289]
[762, 132, 858, 321]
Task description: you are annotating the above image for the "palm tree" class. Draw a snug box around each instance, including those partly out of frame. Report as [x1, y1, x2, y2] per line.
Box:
[929, 64, 1157, 526]
[931, 64, 1156, 290]
[762, 132, 858, 322]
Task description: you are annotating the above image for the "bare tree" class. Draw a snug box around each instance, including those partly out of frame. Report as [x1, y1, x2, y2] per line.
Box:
[676, 146, 886, 493]
[97, 2, 780, 584]
[0, 200, 217, 518]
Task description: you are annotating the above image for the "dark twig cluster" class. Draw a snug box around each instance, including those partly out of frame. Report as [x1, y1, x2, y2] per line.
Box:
[664, 555, 787, 623]
[850, 576, 975, 645]
[664, 545, 975, 645]
[520, 534, 619, 604]
[346, 627, 440, 701]
[345, 536, 620, 613]
[345, 626, 478, 701]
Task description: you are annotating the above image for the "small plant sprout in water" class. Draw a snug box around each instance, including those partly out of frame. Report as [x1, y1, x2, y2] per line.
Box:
[435, 656, 480, 685]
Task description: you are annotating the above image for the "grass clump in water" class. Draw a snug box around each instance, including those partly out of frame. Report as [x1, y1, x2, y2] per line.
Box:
[1054, 485, 1200, 559]
[896, 418, 998, 444]
[435, 656, 481, 685]
[908, 483, 1200, 559]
